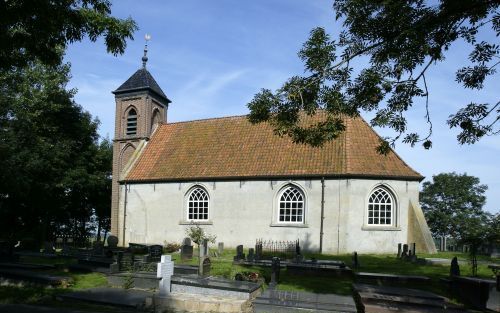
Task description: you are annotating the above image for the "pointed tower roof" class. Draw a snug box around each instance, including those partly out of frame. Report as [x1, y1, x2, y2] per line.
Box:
[113, 35, 171, 104]
[113, 68, 170, 104]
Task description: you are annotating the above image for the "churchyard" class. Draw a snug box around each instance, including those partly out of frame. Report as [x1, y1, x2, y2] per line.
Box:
[0, 237, 498, 312]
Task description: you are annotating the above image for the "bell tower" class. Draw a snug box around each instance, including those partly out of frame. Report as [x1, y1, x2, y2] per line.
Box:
[110, 36, 171, 242]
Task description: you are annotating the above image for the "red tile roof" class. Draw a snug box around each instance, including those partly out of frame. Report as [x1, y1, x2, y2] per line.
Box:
[124, 114, 423, 182]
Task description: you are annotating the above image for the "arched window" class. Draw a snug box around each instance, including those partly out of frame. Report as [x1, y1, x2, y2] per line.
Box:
[367, 187, 395, 225]
[151, 109, 162, 132]
[187, 187, 209, 221]
[278, 185, 305, 223]
[126, 108, 137, 135]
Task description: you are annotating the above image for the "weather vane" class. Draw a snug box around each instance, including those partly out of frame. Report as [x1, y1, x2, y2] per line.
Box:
[142, 34, 151, 68]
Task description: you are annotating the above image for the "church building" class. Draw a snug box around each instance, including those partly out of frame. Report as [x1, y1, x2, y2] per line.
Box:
[110, 51, 437, 254]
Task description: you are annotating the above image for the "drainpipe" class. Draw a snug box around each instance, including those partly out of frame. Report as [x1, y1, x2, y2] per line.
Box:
[319, 177, 325, 254]
[122, 183, 128, 246]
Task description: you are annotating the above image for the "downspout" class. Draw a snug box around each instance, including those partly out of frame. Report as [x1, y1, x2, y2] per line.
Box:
[122, 183, 128, 246]
[319, 177, 325, 254]
[337, 180, 341, 254]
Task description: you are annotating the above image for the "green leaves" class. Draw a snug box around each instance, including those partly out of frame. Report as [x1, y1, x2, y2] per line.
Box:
[420, 172, 488, 239]
[0, 0, 138, 69]
[0, 60, 110, 243]
[247, 0, 499, 151]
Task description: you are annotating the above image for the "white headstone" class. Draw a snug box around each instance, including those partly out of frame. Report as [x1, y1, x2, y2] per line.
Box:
[156, 254, 174, 296]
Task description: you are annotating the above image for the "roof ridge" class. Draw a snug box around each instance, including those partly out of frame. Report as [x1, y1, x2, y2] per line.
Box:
[164, 113, 248, 125]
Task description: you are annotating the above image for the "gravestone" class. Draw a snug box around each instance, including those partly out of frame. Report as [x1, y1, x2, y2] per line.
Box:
[247, 248, 255, 262]
[92, 241, 104, 256]
[269, 257, 281, 289]
[352, 251, 359, 269]
[233, 245, 245, 261]
[397, 243, 402, 258]
[255, 242, 263, 260]
[200, 257, 211, 277]
[107, 235, 118, 249]
[117, 251, 135, 271]
[43, 241, 55, 254]
[157, 255, 174, 296]
[182, 237, 191, 246]
[181, 242, 193, 261]
[401, 244, 408, 258]
[450, 257, 460, 276]
[148, 245, 163, 262]
[411, 243, 416, 256]
[218, 242, 224, 255]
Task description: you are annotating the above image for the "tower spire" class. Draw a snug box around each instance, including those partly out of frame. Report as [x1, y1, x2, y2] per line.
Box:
[142, 34, 151, 68]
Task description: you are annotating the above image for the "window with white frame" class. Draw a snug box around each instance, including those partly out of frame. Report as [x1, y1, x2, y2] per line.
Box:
[367, 187, 394, 225]
[187, 187, 209, 221]
[278, 186, 305, 223]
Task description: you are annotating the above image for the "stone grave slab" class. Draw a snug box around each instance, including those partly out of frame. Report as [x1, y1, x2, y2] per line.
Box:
[355, 272, 431, 284]
[171, 275, 261, 300]
[352, 283, 467, 313]
[254, 289, 356, 313]
[58, 287, 152, 308]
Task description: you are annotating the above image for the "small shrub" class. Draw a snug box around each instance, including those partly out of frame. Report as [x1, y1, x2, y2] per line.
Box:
[164, 242, 181, 253]
[185, 224, 216, 245]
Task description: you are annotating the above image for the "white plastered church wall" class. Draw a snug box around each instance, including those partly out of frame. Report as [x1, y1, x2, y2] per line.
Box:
[117, 178, 420, 254]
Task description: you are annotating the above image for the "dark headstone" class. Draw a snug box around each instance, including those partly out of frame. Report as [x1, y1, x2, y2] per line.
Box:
[247, 248, 255, 262]
[233, 245, 245, 261]
[412, 242, 416, 256]
[217, 242, 224, 255]
[182, 237, 191, 246]
[352, 251, 359, 269]
[295, 240, 301, 256]
[181, 245, 193, 261]
[92, 241, 104, 256]
[401, 244, 408, 257]
[107, 235, 118, 249]
[117, 251, 134, 271]
[450, 257, 460, 277]
[43, 241, 55, 254]
[255, 241, 263, 260]
[148, 245, 163, 262]
[269, 257, 281, 288]
[397, 243, 402, 258]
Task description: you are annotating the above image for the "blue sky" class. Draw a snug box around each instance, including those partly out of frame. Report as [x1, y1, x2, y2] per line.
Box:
[65, 1, 499, 213]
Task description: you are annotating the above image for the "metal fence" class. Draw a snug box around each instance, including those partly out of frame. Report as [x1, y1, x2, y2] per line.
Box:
[255, 239, 299, 260]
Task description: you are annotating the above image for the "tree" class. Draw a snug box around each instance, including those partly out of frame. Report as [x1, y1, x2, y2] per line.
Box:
[0, 58, 103, 246]
[453, 212, 494, 276]
[248, 1, 499, 153]
[420, 172, 487, 240]
[0, 0, 137, 70]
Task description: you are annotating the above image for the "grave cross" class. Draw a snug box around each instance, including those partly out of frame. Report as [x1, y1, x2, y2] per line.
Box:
[157, 255, 174, 296]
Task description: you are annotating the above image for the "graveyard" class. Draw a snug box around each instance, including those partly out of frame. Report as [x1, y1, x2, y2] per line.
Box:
[0, 237, 499, 312]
